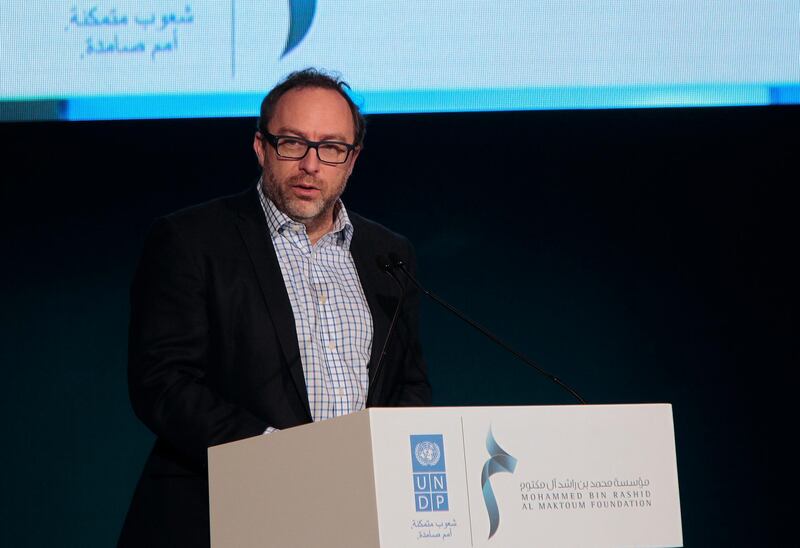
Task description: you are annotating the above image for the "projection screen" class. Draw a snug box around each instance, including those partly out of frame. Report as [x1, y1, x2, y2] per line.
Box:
[1, 1, 799, 121]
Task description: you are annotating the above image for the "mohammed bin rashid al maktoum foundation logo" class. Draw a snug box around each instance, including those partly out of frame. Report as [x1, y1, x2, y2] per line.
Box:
[481, 427, 518, 539]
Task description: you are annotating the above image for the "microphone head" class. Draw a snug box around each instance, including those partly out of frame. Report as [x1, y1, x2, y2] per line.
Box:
[388, 252, 405, 269]
[376, 255, 393, 272]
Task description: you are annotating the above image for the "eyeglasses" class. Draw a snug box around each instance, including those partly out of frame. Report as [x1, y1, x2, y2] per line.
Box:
[259, 131, 357, 164]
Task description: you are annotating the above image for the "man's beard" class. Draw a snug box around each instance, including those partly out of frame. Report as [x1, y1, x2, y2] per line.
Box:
[262, 167, 348, 224]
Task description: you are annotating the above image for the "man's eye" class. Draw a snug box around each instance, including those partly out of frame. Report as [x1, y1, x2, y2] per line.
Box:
[319, 143, 347, 153]
[281, 138, 305, 147]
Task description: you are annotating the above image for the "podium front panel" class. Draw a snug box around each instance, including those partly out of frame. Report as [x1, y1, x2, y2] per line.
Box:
[368, 404, 682, 548]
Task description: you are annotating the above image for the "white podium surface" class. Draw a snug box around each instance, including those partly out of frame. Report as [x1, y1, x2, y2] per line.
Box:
[209, 404, 682, 548]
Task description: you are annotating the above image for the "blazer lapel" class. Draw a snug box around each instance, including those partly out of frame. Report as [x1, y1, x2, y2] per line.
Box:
[231, 187, 312, 420]
[349, 221, 392, 405]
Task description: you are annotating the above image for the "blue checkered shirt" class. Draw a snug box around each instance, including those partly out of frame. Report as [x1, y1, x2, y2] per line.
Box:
[258, 184, 373, 428]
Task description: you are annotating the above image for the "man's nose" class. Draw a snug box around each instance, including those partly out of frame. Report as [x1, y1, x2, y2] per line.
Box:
[299, 146, 321, 173]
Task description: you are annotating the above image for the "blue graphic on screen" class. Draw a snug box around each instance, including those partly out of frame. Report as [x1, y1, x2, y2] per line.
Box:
[411, 434, 449, 512]
[283, 0, 317, 57]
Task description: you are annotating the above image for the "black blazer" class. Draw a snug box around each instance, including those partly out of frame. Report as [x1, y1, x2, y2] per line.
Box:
[119, 187, 431, 547]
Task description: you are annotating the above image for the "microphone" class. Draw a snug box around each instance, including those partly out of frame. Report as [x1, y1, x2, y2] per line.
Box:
[367, 255, 406, 404]
[389, 255, 587, 405]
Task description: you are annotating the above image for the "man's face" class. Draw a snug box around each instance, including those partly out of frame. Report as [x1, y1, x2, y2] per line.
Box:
[254, 87, 360, 229]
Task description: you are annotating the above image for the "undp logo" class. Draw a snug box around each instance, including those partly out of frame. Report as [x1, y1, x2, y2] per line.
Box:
[410, 434, 449, 512]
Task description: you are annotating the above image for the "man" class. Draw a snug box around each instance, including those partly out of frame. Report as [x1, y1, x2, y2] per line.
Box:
[119, 68, 431, 547]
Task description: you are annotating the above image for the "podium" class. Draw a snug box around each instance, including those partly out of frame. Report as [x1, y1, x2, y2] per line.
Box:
[208, 405, 682, 547]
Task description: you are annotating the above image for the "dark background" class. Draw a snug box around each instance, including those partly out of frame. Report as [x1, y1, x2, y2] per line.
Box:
[1, 106, 796, 546]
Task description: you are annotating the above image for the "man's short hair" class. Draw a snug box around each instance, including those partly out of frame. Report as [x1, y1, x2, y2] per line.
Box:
[257, 68, 366, 146]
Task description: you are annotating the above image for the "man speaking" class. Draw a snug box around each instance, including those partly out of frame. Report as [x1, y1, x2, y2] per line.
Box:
[119, 68, 431, 547]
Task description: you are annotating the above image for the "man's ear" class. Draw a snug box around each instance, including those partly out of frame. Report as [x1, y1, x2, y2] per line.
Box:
[347, 146, 362, 175]
[253, 133, 266, 168]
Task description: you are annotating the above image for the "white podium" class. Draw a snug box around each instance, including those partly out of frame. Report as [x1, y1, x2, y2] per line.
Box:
[208, 405, 682, 547]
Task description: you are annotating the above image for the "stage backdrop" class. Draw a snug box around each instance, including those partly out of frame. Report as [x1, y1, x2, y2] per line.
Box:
[0, 105, 795, 546]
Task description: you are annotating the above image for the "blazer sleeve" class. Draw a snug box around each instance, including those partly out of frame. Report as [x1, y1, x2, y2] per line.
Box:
[128, 217, 269, 465]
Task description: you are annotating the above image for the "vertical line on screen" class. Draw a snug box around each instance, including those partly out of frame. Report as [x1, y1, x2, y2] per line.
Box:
[231, 0, 236, 78]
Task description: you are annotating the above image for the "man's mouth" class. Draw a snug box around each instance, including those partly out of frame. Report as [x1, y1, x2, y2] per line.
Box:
[290, 180, 321, 199]
[289, 175, 321, 191]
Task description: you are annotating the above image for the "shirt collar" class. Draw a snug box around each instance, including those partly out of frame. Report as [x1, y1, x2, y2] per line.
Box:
[257, 179, 353, 248]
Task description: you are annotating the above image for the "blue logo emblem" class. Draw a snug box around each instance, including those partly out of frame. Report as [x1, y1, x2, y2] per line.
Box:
[411, 434, 449, 512]
[283, 0, 317, 57]
[481, 427, 517, 539]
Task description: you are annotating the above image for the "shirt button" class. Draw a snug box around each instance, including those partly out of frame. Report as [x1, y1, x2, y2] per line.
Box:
[336, 387, 345, 397]
[327, 341, 335, 351]
[319, 294, 327, 304]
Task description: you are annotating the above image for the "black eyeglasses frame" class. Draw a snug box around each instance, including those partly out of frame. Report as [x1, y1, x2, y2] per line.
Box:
[259, 131, 357, 164]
